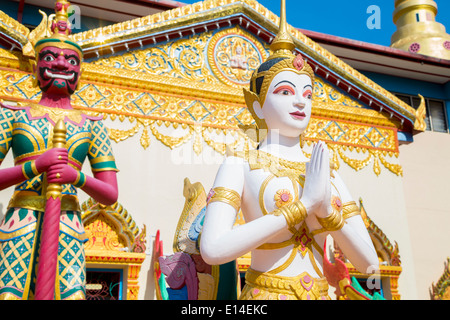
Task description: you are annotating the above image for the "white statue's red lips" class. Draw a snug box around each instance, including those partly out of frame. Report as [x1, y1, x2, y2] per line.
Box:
[290, 110, 306, 120]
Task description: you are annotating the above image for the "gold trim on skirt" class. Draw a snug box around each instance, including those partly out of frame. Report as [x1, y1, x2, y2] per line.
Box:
[239, 268, 330, 300]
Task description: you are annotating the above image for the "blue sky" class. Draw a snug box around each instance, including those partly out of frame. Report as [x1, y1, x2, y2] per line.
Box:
[180, 0, 450, 47]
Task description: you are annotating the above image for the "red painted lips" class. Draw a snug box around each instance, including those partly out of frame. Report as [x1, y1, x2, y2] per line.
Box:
[290, 111, 306, 120]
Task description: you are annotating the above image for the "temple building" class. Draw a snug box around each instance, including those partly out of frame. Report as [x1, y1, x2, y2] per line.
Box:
[0, 0, 448, 300]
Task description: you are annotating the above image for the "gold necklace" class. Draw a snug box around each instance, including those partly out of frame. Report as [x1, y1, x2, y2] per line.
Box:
[247, 149, 307, 178]
[232, 148, 335, 179]
[16, 102, 95, 126]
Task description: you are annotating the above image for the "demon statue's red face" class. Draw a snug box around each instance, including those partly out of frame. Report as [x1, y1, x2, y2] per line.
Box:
[36, 46, 81, 95]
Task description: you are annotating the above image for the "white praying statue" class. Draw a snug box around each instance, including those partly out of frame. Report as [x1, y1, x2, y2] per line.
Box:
[200, 0, 379, 300]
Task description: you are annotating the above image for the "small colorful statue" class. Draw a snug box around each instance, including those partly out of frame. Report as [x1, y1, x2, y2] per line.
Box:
[0, 0, 118, 300]
[200, 0, 379, 300]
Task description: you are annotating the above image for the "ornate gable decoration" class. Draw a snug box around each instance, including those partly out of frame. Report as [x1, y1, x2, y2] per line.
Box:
[430, 258, 450, 300]
[81, 198, 142, 251]
[92, 26, 269, 89]
[80, 198, 147, 300]
[0, 0, 414, 176]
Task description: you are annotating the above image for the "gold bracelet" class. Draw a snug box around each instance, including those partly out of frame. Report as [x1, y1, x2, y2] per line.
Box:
[317, 208, 344, 232]
[342, 201, 360, 220]
[21, 160, 40, 180]
[208, 187, 241, 212]
[21, 162, 30, 180]
[274, 200, 307, 230]
[73, 171, 87, 188]
[30, 160, 40, 176]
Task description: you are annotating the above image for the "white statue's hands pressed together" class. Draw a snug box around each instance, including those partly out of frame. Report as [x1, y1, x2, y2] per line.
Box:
[302, 141, 332, 219]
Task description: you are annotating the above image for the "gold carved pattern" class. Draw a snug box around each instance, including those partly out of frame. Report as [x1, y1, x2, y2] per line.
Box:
[83, 212, 125, 251]
[81, 198, 141, 250]
[307, 119, 402, 176]
[0, 46, 402, 176]
[93, 31, 217, 83]
[93, 26, 269, 89]
[66, 0, 416, 124]
[207, 27, 268, 87]
[314, 78, 363, 109]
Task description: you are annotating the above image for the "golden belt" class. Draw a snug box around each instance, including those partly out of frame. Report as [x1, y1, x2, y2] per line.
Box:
[8, 192, 80, 212]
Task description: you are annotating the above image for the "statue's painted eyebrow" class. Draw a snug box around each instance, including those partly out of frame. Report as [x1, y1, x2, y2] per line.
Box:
[303, 84, 313, 90]
[39, 50, 58, 59]
[38, 50, 80, 64]
[65, 54, 80, 64]
[274, 80, 296, 88]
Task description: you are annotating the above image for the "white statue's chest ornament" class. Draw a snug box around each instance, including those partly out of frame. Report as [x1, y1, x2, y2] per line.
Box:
[236, 149, 340, 217]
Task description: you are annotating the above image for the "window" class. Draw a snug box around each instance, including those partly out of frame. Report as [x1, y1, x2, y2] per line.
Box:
[354, 277, 384, 298]
[86, 269, 123, 300]
[395, 93, 448, 133]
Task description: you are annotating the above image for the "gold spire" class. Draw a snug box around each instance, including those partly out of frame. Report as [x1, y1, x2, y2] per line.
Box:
[391, 0, 450, 59]
[22, 1, 83, 59]
[52, 0, 72, 37]
[268, 0, 296, 59]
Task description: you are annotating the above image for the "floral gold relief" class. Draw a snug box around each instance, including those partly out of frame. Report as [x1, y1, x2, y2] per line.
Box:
[0, 18, 403, 177]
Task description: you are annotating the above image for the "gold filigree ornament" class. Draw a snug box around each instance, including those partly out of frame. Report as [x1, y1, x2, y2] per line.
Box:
[21, 10, 53, 58]
[94, 30, 217, 83]
[325, 144, 403, 177]
[0, 0, 405, 178]
[414, 94, 427, 132]
[207, 27, 268, 87]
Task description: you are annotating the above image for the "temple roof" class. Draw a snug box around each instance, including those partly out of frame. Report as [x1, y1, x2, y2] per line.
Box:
[0, 0, 426, 135]
[69, 0, 422, 131]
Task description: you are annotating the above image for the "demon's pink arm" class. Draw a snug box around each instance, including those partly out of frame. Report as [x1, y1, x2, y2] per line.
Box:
[0, 148, 67, 191]
[47, 163, 118, 206]
[81, 171, 118, 205]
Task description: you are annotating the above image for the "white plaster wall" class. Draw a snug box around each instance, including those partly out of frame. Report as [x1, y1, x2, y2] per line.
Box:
[399, 131, 450, 300]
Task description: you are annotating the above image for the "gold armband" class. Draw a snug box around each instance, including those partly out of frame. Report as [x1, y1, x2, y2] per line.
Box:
[274, 201, 307, 230]
[21, 160, 40, 180]
[317, 208, 344, 232]
[342, 201, 360, 220]
[73, 171, 87, 188]
[208, 187, 241, 212]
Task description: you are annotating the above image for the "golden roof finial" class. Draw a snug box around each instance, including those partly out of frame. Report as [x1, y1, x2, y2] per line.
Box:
[269, 0, 296, 59]
[52, 0, 72, 37]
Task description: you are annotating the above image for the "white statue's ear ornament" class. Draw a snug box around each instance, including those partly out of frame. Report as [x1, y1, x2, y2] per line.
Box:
[252, 100, 264, 121]
[243, 88, 267, 131]
[242, 88, 268, 143]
